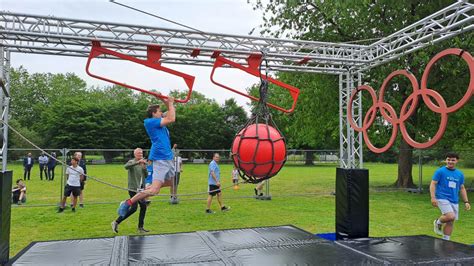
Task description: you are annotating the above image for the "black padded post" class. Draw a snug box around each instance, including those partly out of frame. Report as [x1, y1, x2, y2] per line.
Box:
[336, 168, 369, 240]
[0, 170, 12, 264]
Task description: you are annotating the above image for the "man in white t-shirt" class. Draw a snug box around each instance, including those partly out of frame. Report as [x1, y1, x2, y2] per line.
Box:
[58, 157, 84, 213]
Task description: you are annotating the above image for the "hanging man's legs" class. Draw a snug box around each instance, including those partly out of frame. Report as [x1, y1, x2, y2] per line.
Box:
[118, 160, 174, 217]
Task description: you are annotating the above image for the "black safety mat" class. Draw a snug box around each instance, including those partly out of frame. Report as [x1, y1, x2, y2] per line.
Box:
[10, 237, 115, 265]
[337, 235, 474, 264]
[9, 226, 474, 265]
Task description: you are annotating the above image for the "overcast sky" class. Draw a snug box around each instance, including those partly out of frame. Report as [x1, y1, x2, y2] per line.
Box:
[1, 0, 267, 111]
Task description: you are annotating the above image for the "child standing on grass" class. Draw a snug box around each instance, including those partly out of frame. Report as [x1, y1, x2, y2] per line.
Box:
[232, 166, 239, 190]
[58, 157, 84, 213]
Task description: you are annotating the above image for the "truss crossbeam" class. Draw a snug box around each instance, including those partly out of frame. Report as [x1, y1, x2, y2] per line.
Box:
[365, 1, 474, 69]
[0, 11, 370, 74]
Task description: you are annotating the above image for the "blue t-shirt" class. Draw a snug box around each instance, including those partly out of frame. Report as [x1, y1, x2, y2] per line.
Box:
[432, 166, 464, 203]
[144, 118, 173, 160]
[145, 164, 153, 185]
[208, 160, 220, 185]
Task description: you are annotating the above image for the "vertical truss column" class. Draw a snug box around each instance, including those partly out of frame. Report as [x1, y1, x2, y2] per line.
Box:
[339, 71, 363, 169]
[0, 47, 11, 171]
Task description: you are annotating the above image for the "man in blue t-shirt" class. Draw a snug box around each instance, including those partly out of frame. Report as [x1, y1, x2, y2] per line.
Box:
[117, 96, 176, 218]
[430, 152, 470, 240]
[206, 153, 230, 214]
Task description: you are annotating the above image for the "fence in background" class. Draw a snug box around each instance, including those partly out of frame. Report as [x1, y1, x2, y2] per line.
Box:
[6, 148, 341, 165]
[5, 148, 473, 206]
[7, 148, 473, 166]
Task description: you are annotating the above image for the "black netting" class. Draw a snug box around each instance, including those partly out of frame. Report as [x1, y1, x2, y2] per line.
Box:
[231, 55, 287, 184]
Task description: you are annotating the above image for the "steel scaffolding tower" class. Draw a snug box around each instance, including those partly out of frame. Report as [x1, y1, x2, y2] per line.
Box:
[0, 0, 472, 170]
[339, 72, 364, 169]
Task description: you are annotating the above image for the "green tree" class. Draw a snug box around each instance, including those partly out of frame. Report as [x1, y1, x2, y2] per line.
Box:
[9, 67, 88, 148]
[221, 98, 249, 147]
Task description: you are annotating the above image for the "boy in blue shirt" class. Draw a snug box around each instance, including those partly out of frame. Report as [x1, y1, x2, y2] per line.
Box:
[117, 96, 176, 217]
[146, 159, 153, 188]
[430, 152, 470, 240]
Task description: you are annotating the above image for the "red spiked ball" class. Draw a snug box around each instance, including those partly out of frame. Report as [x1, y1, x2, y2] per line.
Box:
[232, 123, 286, 179]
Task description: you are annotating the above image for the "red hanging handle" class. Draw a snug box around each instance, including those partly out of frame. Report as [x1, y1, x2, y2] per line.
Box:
[210, 54, 300, 113]
[86, 41, 195, 103]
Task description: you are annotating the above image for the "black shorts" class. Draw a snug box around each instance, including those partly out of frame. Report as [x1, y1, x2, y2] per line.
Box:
[64, 185, 81, 197]
[208, 184, 221, 196]
[80, 181, 85, 190]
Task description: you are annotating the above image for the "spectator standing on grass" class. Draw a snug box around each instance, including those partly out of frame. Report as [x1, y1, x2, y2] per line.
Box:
[58, 157, 84, 213]
[23, 153, 34, 181]
[38, 152, 48, 180]
[47, 152, 57, 181]
[111, 148, 149, 234]
[431, 152, 471, 240]
[69, 152, 87, 208]
[232, 165, 239, 190]
[206, 153, 230, 214]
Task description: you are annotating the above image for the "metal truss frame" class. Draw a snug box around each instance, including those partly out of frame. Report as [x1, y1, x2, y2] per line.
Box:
[339, 72, 363, 169]
[0, 0, 472, 170]
[0, 47, 10, 171]
[365, 0, 474, 70]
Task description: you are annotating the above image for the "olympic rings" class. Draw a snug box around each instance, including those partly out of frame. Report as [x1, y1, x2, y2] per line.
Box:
[348, 48, 474, 153]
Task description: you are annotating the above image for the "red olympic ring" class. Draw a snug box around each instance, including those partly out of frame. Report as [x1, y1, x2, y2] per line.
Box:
[348, 48, 474, 153]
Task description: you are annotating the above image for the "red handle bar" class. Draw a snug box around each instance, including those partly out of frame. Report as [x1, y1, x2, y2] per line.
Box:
[210, 54, 300, 113]
[86, 41, 195, 103]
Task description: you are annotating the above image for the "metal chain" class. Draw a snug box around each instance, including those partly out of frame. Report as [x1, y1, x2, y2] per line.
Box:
[233, 50, 287, 184]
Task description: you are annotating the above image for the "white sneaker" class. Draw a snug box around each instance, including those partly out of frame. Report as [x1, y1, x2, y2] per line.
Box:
[433, 219, 443, 235]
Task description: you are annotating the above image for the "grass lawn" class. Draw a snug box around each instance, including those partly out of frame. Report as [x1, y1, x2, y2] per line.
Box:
[6, 162, 474, 257]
